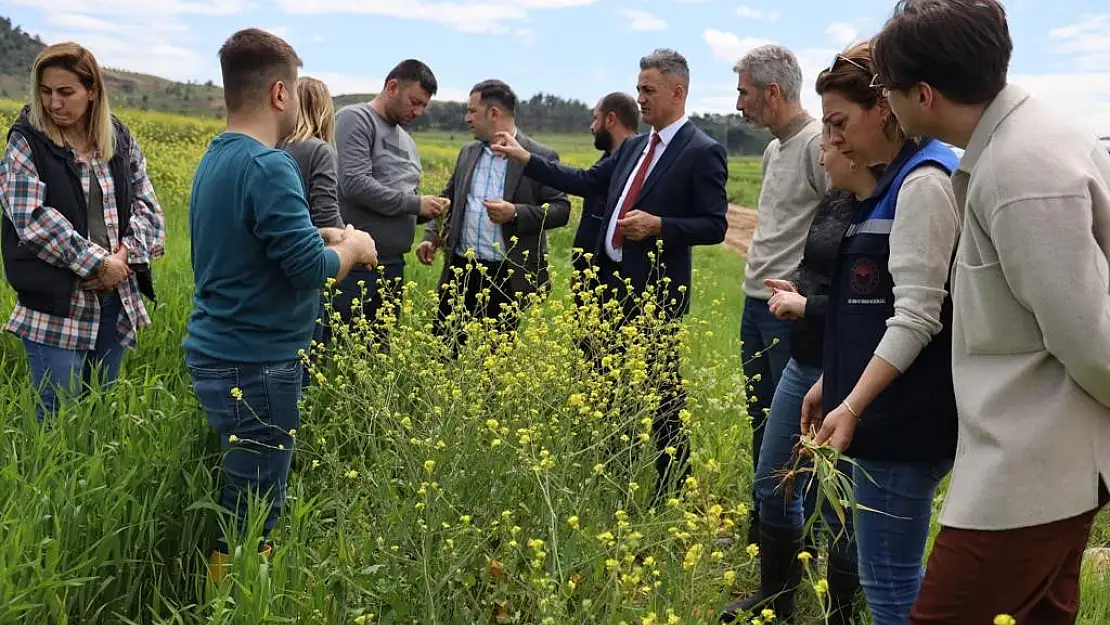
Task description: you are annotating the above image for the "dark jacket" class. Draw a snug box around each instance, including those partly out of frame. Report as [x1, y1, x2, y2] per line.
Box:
[823, 138, 960, 462]
[522, 121, 728, 320]
[424, 130, 571, 297]
[2, 106, 154, 317]
[788, 189, 858, 368]
[571, 152, 611, 274]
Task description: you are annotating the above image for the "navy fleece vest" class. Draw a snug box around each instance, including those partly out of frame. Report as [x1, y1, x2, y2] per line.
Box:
[822, 138, 960, 462]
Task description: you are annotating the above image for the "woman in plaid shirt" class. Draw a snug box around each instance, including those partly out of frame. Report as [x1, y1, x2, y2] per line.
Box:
[0, 42, 165, 422]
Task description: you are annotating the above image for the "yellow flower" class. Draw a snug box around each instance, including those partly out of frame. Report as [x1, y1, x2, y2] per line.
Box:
[424, 459, 436, 473]
[723, 570, 736, 584]
[229, 387, 243, 401]
[227, 434, 239, 444]
[567, 515, 580, 530]
[994, 616, 1017, 625]
[797, 551, 813, 564]
[353, 614, 374, 624]
[346, 469, 359, 480]
[288, 428, 296, 437]
[746, 543, 760, 558]
[813, 579, 829, 595]
[761, 608, 775, 621]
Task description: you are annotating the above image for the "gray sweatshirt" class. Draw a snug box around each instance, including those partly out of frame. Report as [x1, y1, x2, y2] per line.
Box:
[744, 114, 827, 299]
[335, 103, 424, 265]
[281, 137, 344, 229]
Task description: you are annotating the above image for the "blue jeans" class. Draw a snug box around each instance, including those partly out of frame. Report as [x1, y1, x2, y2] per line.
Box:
[22, 293, 126, 422]
[755, 358, 856, 559]
[185, 351, 301, 553]
[853, 457, 953, 625]
[740, 297, 792, 509]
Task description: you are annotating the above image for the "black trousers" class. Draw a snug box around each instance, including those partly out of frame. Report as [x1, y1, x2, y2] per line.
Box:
[588, 254, 691, 503]
[433, 254, 521, 356]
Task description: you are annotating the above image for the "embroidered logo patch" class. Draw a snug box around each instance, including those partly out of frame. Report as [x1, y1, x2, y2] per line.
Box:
[850, 258, 880, 295]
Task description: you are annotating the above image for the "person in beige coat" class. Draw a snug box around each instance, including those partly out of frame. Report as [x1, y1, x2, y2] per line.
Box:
[872, 1, 1110, 623]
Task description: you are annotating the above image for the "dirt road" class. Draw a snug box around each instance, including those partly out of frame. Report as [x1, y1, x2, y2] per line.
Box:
[724, 203, 759, 256]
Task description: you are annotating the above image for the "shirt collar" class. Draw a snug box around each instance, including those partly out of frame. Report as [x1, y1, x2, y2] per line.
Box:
[650, 115, 688, 147]
[957, 83, 1030, 175]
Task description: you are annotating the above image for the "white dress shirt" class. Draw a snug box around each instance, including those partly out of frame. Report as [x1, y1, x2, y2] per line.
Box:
[604, 115, 689, 262]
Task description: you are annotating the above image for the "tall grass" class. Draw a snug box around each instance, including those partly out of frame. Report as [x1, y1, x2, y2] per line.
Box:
[0, 100, 1106, 624]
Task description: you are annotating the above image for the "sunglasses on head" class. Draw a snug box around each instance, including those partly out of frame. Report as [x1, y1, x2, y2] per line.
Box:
[826, 53, 886, 92]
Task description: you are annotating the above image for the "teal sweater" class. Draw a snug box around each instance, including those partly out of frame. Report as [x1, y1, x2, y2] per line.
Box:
[184, 132, 340, 363]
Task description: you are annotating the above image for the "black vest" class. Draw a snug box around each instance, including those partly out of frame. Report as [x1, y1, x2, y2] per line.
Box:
[822, 138, 960, 462]
[2, 107, 154, 317]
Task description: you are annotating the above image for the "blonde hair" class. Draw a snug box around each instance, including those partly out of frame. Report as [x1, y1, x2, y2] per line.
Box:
[286, 76, 335, 144]
[29, 42, 115, 161]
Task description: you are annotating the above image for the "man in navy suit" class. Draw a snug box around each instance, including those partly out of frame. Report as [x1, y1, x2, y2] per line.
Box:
[492, 48, 729, 500]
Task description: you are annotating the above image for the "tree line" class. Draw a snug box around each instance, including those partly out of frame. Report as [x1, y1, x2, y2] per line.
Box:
[336, 92, 772, 156]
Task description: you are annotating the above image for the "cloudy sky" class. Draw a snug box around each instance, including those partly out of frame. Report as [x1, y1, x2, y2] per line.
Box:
[6, 0, 1110, 136]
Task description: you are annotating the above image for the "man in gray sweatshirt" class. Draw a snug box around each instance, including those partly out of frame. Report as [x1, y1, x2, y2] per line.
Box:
[333, 59, 446, 339]
[732, 44, 827, 547]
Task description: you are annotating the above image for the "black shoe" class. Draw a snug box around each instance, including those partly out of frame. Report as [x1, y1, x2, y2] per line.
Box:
[825, 548, 861, 625]
[720, 522, 804, 623]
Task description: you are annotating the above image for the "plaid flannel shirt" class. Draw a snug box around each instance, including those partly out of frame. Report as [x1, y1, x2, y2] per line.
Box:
[0, 131, 166, 350]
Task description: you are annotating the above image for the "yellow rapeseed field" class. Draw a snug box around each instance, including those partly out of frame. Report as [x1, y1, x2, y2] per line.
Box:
[0, 101, 1106, 624]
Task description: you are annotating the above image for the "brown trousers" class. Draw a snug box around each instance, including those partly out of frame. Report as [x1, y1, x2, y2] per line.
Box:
[910, 479, 1109, 625]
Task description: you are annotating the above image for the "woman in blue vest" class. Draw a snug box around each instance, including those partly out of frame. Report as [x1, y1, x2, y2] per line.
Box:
[800, 42, 960, 624]
[1, 42, 165, 422]
[721, 133, 883, 624]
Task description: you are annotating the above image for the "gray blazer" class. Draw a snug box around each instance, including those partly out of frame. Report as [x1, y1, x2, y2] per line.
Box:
[423, 130, 570, 297]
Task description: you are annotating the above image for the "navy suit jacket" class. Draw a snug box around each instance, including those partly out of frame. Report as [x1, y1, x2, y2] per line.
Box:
[571, 152, 611, 273]
[523, 120, 729, 318]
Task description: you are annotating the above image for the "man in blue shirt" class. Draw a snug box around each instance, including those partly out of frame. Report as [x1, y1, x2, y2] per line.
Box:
[184, 28, 377, 583]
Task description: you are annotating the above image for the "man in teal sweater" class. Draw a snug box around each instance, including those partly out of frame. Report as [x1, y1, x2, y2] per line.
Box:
[183, 28, 377, 583]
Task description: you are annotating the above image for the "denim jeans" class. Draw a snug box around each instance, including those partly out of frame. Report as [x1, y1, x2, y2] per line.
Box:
[185, 351, 301, 553]
[740, 296, 793, 509]
[754, 358, 856, 559]
[854, 457, 953, 625]
[22, 292, 126, 422]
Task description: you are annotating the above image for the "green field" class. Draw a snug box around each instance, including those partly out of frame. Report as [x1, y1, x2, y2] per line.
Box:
[0, 101, 1106, 624]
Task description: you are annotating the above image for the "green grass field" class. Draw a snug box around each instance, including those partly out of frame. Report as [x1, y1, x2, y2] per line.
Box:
[0, 101, 1106, 624]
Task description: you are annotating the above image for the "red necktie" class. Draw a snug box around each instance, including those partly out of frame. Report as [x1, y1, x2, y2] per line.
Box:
[611, 133, 662, 249]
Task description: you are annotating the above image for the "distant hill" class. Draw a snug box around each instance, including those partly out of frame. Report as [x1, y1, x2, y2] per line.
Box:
[1, 15, 772, 154]
[0, 16, 225, 117]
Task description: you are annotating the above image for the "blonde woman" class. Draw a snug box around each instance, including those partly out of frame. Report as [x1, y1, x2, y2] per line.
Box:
[0, 42, 165, 422]
[280, 76, 343, 228]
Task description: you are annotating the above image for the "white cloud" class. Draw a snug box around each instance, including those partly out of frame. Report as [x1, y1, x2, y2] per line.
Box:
[622, 9, 668, 32]
[10, 0, 251, 16]
[824, 22, 859, 48]
[735, 6, 778, 21]
[1010, 72, 1110, 137]
[45, 13, 116, 31]
[1049, 14, 1110, 73]
[276, 0, 598, 35]
[702, 29, 775, 63]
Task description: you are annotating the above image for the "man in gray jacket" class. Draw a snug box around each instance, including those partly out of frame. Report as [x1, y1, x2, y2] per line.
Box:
[333, 59, 446, 339]
[873, 0, 1110, 622]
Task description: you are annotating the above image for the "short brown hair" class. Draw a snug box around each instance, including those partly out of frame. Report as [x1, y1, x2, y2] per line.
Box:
[218, 28, 302, 113]
[872, 0, 1011, 105]
[598, 92, 640, 131]
[815, 42, 902, 141]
